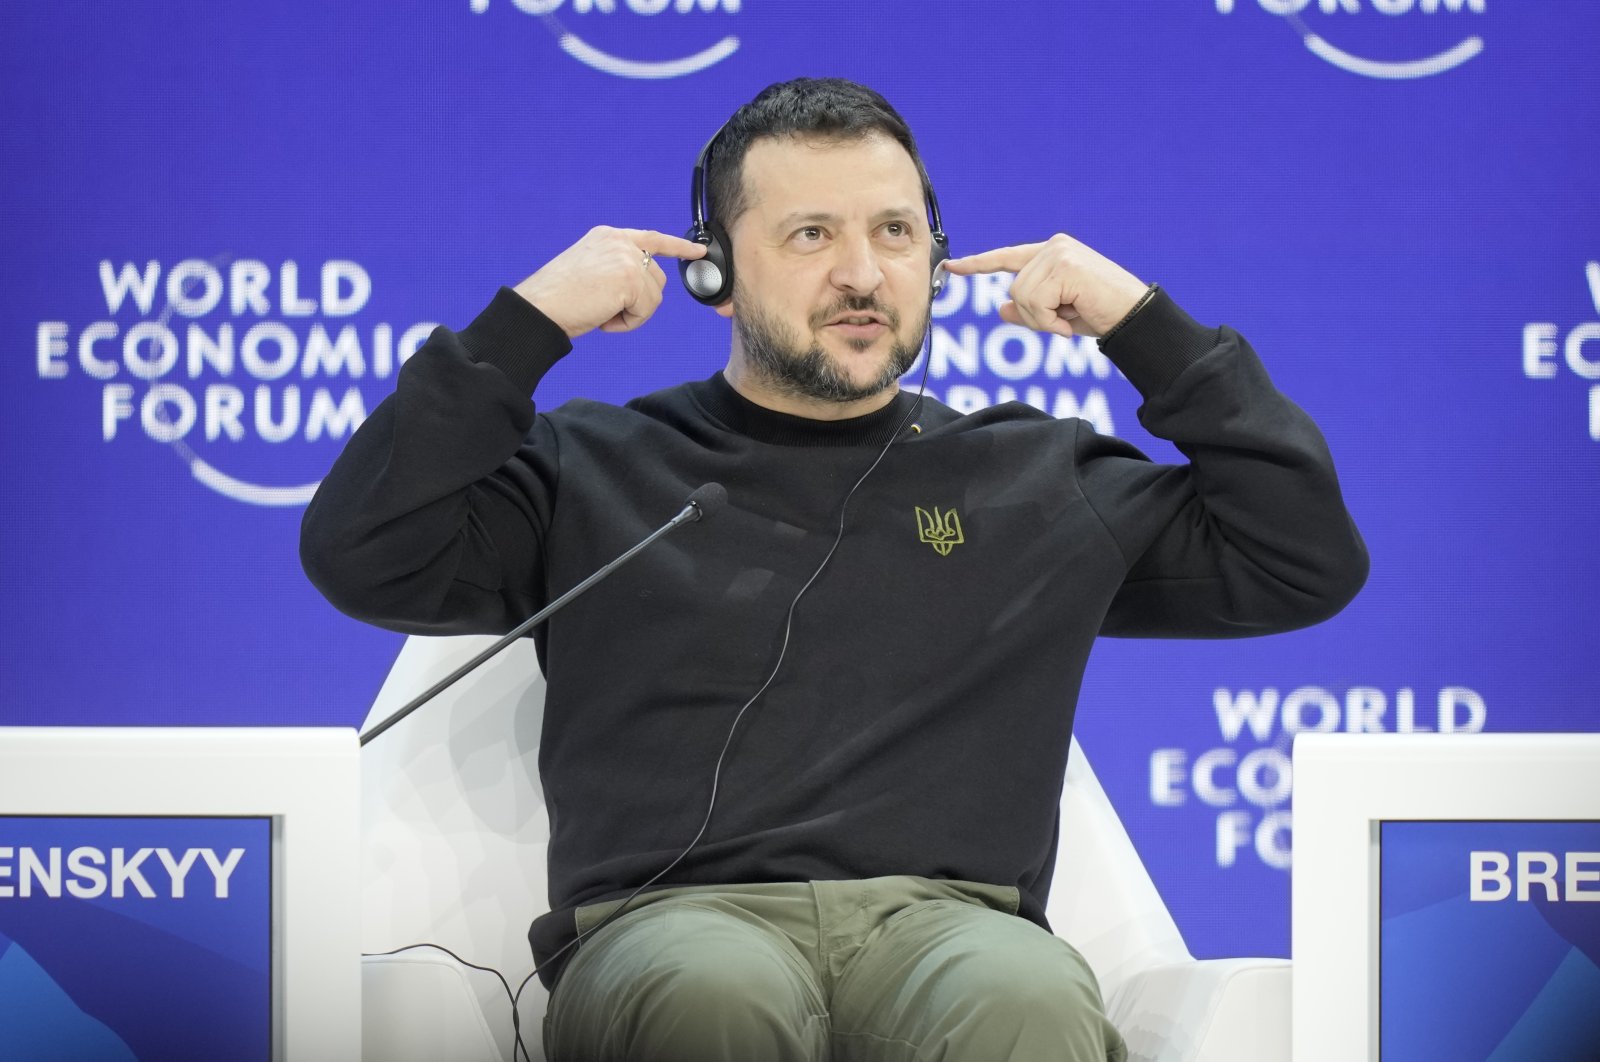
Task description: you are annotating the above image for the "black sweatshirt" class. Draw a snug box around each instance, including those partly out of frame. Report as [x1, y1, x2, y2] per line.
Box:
[300, 286, 1368, 987]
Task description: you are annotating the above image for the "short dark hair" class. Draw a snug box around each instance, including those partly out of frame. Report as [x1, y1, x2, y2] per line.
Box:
[705, 77, 932, 233]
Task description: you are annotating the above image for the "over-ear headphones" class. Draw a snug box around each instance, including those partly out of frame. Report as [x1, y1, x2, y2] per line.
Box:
[680, 123, 952, 307]
[680, 126, 735, 306]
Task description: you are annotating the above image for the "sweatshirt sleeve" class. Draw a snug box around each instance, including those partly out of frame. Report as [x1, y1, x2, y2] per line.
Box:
[1077, 288, 1369, 638]
[298, 287, 572, 635]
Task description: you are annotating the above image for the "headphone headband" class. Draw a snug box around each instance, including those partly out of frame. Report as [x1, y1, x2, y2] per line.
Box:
[688, 123, 724, 231]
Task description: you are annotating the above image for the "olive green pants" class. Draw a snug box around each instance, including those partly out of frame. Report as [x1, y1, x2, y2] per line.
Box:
[543, 876, 1128, 1062]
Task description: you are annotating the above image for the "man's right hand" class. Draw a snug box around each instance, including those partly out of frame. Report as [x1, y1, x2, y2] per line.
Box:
[513, 226, 708, 339]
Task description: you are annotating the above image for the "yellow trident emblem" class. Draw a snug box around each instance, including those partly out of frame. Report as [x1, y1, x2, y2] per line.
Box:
[915, 506, 964, 556]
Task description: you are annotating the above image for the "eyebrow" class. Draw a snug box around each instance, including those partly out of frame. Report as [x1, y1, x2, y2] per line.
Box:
[772, 206, 923, 231]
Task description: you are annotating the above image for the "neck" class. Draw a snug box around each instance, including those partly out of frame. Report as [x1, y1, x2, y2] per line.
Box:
[698, 373, 917, 448]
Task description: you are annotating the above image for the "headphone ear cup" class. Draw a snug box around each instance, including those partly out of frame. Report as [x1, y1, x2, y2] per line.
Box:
[680, 221, 734, 306]
[929, 231, 951, 299]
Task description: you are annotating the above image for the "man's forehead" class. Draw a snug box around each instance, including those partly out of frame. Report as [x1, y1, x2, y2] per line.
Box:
[740, 133, 923, 219]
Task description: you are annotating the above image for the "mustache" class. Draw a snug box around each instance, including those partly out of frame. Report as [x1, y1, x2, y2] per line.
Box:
[808, 295, 901, 331]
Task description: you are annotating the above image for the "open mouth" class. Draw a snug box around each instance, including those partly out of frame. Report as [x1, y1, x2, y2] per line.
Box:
[819, 310, 892, 341]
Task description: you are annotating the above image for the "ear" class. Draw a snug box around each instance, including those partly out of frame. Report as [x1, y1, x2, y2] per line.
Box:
[713, 299, 735, 319]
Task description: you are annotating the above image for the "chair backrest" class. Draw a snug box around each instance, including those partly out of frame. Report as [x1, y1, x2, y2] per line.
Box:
[360, 634, 1192, 1058]
[1047, 736, 1192, 995]
[360, 635, 549, 1061]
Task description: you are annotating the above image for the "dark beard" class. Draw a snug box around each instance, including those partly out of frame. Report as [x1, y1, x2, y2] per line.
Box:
[734, 290, 926, 405]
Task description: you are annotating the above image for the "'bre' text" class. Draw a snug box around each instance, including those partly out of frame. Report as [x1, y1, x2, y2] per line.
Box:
[1471, 851, 1600, 902]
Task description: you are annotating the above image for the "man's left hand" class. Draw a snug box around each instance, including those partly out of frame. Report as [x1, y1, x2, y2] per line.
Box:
[944, 234, 1148, 339]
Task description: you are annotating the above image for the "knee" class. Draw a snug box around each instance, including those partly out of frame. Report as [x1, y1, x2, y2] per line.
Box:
[938, 943, 1119, 1059]
[551, 906, 826, 1062]
[955, 941, 1104, 1008]
[614, 945, 825, 1061]
[972, 935, 1108, 1006]
[907, 916, 1116, 1054]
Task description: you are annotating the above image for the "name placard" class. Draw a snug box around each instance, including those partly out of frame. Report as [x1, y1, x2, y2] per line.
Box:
[1379, 820, 1600, 1059]
[0, 815, 273, 1062]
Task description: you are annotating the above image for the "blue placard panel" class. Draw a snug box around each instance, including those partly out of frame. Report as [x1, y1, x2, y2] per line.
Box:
[1380, 820, 1600, 1060]
[0, 816, 273, 1062]
[3, 0, 1598, 963]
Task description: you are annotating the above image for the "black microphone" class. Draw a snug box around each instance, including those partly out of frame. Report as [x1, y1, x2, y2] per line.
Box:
[359, 483, 728, 747]
[682, 481, 727, 522]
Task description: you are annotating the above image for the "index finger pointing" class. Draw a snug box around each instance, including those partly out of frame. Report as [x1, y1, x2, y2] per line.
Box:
[943, 242, 1046, 276]
[623, 229, 708, 260]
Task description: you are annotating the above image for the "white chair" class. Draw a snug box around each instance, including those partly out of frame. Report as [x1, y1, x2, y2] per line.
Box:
[359, 635, 1289, 1062]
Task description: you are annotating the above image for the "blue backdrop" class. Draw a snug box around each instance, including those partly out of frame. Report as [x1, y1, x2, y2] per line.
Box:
[3, 0, 1597, 963]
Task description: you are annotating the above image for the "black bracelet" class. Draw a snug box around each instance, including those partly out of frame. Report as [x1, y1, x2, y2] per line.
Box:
[1098, 283, 1160, 345]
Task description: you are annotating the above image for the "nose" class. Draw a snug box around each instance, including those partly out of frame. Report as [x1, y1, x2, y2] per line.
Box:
[828, 233, 885, 295]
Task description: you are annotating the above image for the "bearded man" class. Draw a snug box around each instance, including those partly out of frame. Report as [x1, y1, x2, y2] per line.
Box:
[302, 77, 1367, 1062]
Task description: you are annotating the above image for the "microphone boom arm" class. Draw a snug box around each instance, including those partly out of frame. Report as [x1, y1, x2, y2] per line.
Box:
[359, 491, 716, 747]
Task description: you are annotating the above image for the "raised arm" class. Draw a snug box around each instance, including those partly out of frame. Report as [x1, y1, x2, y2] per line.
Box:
[945, 235, 1368, 637]
[299, 227, 705, 634]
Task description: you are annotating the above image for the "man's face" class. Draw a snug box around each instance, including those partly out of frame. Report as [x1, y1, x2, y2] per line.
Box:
[719, 133, 932, 405]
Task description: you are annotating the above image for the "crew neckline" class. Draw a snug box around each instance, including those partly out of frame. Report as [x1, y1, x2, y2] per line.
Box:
[690, 373, 920, 448]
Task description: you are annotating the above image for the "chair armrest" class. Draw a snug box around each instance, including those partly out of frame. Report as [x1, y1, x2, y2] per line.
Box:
[1105, 957, 1290, 1062]
[362, 954, 510, 1062]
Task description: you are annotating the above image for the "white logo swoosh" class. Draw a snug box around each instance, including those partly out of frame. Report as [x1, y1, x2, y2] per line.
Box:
[1303, 33, 1483, 80]
[189, 456, 320, 507]
[557, 32, 738, 79]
